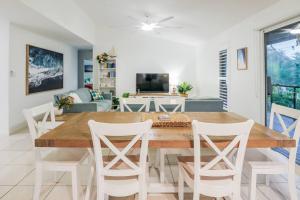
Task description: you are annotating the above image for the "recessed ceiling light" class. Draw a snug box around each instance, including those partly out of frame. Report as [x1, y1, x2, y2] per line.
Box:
[140, 23, 159, 31]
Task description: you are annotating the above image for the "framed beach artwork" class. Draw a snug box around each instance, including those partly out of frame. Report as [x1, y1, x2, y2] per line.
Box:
[26, 45, 64, 95]
[237, 47, 248, 70]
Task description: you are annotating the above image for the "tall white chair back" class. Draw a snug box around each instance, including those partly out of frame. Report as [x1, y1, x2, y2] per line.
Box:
[269, 103, 300, 167]
[154, 97, 185, 183]
[23, 103, 87, 200]
[248, 104, 300, 200]
[23, 102, 56, 144]
[192, 120, 254, 179]
[180, 119, 254, 199]
[154, 97, 185, 113]
[88, 119, 153, 198]
[120, 97, 150, 112]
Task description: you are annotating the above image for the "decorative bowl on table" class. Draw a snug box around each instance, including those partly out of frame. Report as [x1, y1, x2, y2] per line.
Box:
[142, 113, 191, 128]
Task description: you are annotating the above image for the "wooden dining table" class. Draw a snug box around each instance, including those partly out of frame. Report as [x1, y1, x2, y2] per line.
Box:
[36, 112, 295, 149]
[36, 112, 296, 195]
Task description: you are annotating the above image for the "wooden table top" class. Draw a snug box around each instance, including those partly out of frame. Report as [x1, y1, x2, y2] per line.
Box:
[36, 112, 296, 149]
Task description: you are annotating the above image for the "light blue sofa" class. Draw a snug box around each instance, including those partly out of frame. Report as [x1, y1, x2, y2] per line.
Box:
[54, 88, 112, 113]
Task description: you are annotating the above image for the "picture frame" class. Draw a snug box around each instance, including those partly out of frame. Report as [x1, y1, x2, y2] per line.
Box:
[237, 47, 248, 70]
[26, 45, 64, 95]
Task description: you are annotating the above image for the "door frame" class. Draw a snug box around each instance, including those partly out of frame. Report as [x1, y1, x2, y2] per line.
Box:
[260, 16, 300, 125]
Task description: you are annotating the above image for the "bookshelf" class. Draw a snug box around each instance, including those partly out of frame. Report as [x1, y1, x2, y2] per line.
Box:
[98, 58, 116, 95]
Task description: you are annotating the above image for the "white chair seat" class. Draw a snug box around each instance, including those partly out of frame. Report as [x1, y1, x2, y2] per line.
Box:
[249, 161, 286, 171]
[104, 179, 139, 197]
[88, 120, 153, 200]
[178, 156, 235, 197]
[42, 148, 88, 165]
[23, 102, 90, 200]
[177, 120, 254, 200]
[247, 103, 300, 200]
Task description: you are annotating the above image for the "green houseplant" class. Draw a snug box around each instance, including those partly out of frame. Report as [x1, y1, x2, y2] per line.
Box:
[96, 52, 110, 64]
[112, 96, 120, 110]
[122, 92, 130, 98]
[55, 96, 73, 115]
[177, 82, 193, 97]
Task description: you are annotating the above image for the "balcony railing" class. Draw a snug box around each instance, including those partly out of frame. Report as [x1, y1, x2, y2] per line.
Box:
[270, 84, 300, 109]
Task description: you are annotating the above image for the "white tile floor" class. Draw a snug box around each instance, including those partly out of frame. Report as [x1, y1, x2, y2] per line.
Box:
[0, 131, 299, 200]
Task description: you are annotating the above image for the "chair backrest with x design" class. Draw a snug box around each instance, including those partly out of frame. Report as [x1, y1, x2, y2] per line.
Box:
[23, 102, 56, 145]
[192, 120, 254, 181]
[88, 120, 153, 178]
[269, 103, 300, 165]
[120, 97, 150, 112]
[154, 97, 185, 113]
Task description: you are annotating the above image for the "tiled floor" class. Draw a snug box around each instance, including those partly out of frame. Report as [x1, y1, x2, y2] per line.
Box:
[0, 131, 300, 200]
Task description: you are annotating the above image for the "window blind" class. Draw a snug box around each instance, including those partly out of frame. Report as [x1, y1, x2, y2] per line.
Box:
[219, 49, 228, 110]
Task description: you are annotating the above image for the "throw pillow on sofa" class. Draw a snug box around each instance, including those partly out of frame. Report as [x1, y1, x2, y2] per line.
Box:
[68, 92, 82, 103]
[90, 90, 104, 101]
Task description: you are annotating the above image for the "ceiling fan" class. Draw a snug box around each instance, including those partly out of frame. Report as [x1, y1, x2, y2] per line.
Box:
[283, 23, 300, 46]
[127, 15, 182, 32]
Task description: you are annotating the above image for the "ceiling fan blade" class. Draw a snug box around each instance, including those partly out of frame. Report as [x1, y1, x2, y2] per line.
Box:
[162, 25, 183, 29]
[158, 16, 174, 24]
[127, 16, 140, 23]
[108, 24, 140, 30]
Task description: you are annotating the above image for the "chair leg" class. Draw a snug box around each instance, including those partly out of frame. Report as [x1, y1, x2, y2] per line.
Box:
[265, 174, 270, 186]
[193, 193, 199, 200]
[159, 149, 165, 183]
[97, 176, 105, 200]
[288, 172, 297, 200]
[249, 170, 257, 200]
[232, 192, 242, 200]
[85, 158, 95, 200]
[71, 167, 81, 200]
[154, 149, 160, 168]
[139, 183, 147, 200]
[178, 167, 184, 200]
[33, 163, 43, 200]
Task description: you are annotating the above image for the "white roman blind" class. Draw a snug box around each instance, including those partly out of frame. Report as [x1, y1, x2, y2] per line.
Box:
[219, 49, 228, 110]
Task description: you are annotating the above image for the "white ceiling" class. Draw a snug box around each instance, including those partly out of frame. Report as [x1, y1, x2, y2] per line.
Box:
[74, 0, 279, 45]
[0, 0, 92, 48]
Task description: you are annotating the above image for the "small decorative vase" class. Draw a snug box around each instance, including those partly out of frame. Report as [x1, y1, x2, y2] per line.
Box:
[180, 93, 188, 98]
[54, 107, 63, 116]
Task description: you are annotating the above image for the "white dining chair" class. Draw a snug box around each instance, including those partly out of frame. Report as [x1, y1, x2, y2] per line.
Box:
[88, 119, 153, 200]
[120, 97, 150, 112]
[154, 97, 185, 113]
[248, 103, 300, 200]
[178, 119, 254, 200]
[23, 102, 89, 200]
[153, 97, 188, 183]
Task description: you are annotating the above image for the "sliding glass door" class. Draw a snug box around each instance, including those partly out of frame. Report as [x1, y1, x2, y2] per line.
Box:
[265, 21, 300, 127]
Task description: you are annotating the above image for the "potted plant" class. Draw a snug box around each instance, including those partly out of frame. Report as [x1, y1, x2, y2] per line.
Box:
[96, 52, 110, 64]
[54, 96, 73, 115]
[122, 92, 130, 98]
[112, 96, 120, 110]
[177, 82, 193, 97]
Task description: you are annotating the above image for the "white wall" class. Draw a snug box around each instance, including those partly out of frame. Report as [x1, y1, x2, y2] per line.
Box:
[197, 0, 300, 122]
[9, 25, 78, 132]
[20, 0, 95, 44]
[0, 17, 10, 135]
[93, 28, 198, 96]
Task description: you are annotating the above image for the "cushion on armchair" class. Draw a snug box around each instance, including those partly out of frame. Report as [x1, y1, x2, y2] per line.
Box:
[68, 93, 82, 103]
[75, 88, 93, 103]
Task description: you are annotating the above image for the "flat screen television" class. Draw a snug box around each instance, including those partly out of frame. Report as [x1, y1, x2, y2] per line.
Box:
[136, 73, 169, 93]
